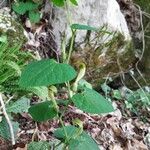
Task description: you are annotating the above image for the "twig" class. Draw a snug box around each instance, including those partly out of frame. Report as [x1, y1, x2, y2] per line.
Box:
[134, 4, 147, 84]
[0, 95, 13, 110]
[129, 72, 149, 102]
[0, 93, 15, 145]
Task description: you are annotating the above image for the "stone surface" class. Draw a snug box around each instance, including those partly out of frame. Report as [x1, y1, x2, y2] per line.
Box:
[52, 0, 131, 47]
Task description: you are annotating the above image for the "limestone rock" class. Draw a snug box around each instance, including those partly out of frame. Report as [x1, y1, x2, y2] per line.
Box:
[52, 0, 131, 46]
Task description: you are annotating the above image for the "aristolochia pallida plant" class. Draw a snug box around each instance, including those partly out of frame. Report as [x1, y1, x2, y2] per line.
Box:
[19, 43, 114, 149]
[19, 58, 114, 149]
[19, 0, 114, 149]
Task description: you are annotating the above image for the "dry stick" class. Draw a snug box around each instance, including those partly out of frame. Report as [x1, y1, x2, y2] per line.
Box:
[117, 59, 133, 93]
[134, 4, 147, 84]
[0, 93, 15, 145]
[129, 72, 149, 102]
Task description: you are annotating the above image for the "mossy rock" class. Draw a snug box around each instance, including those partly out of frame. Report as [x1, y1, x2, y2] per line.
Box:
[71, 32, 136, 87]
[0, 8, 27, 45]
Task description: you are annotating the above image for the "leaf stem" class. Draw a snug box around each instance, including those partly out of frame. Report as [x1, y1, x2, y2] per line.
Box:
[59, 116, 68, 141]
[67, 30, 76, 64]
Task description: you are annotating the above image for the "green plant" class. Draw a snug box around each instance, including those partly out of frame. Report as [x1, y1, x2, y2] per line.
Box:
[12, 0, 115, 147]
[101, 82, 150, 121]
[12, 0, 41, 23]
[125, 88, 150, 116]
[12, 0, 78, 23]
[18, 21, 114, 148]
[0, 43, 33, 92]
[19, 58, 114, 149]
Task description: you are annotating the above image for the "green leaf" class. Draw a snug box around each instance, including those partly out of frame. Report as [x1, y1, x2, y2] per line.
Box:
[6, 97, 30, 114]
[71, 24, 97, 31]
[72, 88, 114, 114]
[28, 101, 57, 122]
[54, 126, 100, 150]
[52, 0, 65, 6]
[12, 2, 39, 15]
[25, 2, 39, 11]
[70, 0, 78, 5]
[12, 2, 27, 15]
[29, 11, 41, 23]
[25, 86, 49, 100]
[0, 117, 19, 140]
[19, 59, 77, 87]
[28, 141, 51, 150]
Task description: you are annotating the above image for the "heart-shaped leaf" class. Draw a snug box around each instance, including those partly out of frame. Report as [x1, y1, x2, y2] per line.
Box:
[54, 126, 99, 150]
[19, 59, 77, 87]
[28, 101, 57, 122]
[72, 88, 114, 114]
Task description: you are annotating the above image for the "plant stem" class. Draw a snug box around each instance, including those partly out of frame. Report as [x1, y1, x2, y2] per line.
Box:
[59, 116, 68, 141]
[59, 82, 73, 120]
[57, 82, 74, 147]
[65, 0, 72, 25]
[0, 93, 15, 145]
[62, 34, 67, 63]
[67, 30, 76, 64]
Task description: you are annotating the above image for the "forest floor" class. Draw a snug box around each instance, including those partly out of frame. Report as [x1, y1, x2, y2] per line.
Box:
[0, 0, 150, 150]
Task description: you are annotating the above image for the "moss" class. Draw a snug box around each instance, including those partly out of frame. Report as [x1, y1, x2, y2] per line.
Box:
[71, 31, 135, 87]
[0, 12, 27, 46]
